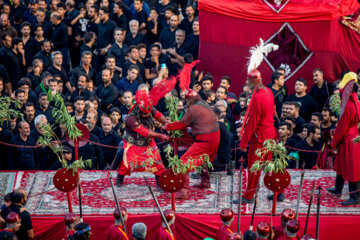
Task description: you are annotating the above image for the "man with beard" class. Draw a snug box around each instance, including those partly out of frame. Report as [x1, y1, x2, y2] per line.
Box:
[35, 92, 55, 124]
[96, 55, 120, 87]
[1, 189, 34, 240]
[309, 68, 335, 112]
[50, 12, 69, 74]
[72, 96, 86, 122]
[116, 90, 169, 187]
[292, 124, 321, 169]
[47, 51, 72, 94]
[86, 5, 99, 35]
[123, 45, 145, 84]
[99, 116, 121, 168]
[0, 14, 18, 43]
[34, 8, 52, 40]
[70, 74, 93, 102]
[34, 40, 52, 71]
[0, 33, 12, 65]
[108, 28, 128, 71]
[24, 102, 36, 131]
[7, 37, 26, 90]
[70, 51, 96, 91]
[165, 89, 220, 199]
[26, 59, 44, 90]
[95, 68, 118, 112]
[125, 20, 146, 46]
[321, 107, 335, 132]
[96, 6, 117, 72]
[20, 21, 38, 68]
[232, 68, 276, 204]
[159, 14, 179, 50]
[8, 122, 37, 170]
[86, 111, 103, 136]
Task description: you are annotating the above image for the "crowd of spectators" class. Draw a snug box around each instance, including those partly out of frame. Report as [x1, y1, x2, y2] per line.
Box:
[0, 0, 348, 175]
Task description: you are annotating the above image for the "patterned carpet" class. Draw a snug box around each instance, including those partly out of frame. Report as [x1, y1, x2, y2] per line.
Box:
[1, 170, 358, 216]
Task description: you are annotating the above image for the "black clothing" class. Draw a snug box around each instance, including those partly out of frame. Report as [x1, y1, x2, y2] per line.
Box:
[287, 94, 318, 122]
[95, 70, 120, 87]
[309, 82, 335, 111]
[34, 50, 52, 71]
[70, 89, 93, 103]
[51, 22, 68, 50]
[180, 17, 194, 35]
[0, 45, 11, 65]
[70, 65, 97, 88]
[6, 50, 24, 89]
[34, 20, 53, 40]
[47, 65, 70, 89]
[0, 64, 10, 84]
[95, 83, 118, 111]
[156, 2, 178, 22]
[8, 134, 37, 170]
[214, 121, 232, 165]
[170, 42, 190, 73]
[0, 128, 13, 170]
[293, 139, 321, 169]
[289, 133, 302, 143]
[271, 87, 288, 119]
[97, 19, 117, 49]
[76, 133, 104, 169]
[110, 13, 128, 31]
[1, 204, 33, 240]
[120, 105, 132, 121]
[159, 26, 177, 49]
[294, 116, 306, 134]
[133, 9, 148, 27]
[98, 130, 121, 166]
[86, 19, 98, 35]
[186, 33, 199, 59]
[31, 129, 56, 170]
[35, 106, 55, 124]
[23, 37, 39, 67]
[107, 43, 128, 68]
[146, 20, 159, 45]
[26, 71, 42, 90]
[124, 32, 146, 46]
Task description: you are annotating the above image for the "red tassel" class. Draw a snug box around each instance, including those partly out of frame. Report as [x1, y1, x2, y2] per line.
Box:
[179, 60, 200, 91]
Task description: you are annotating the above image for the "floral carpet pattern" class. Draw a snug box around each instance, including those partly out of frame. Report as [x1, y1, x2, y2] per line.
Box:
[1, 170, 358, 216]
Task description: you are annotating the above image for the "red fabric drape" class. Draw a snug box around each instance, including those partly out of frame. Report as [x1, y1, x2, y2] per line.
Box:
[32, 214, 360, 239]
[198, 9, 360, 95]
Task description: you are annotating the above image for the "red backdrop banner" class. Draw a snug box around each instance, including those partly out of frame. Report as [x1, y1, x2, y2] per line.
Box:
[197, 1, 360, 95]
[32, 214, 360, 240]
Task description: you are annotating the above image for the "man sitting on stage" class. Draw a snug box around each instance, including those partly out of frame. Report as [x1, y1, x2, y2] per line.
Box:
[273, 208, 295, 240]
[105, 207, 129, 240]
[116, 90, 169, 187]
[157, 209, 175, 240]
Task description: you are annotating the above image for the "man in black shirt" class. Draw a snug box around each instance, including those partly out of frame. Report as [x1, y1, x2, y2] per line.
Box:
[95, 68, 118, 112]
[293, 124, 322, 169]
[99, 116, 121, 167]
[133, 0, 148, 34]
[47, 51, 72, 94]
[50, 12, 69, 74]
[70, 51, 96, 90]
[159, 14, 179, 50]
[96, 6, 117, 72]
[96, 55, 121, 86]
[0, 33, 12, 65]
[108, 28, 128, 71]
[33, 39, 52, 71]
[120, 90, 134, 121]
[166, 29, 190, 74]
[309, 68, 335, 111]
[34, 8, 53, 39]
[156, 0, 178, 23]
[70, 74, 93, 103]
[122, 45, 144, 83]
[125, 19, 146, 46]
[1, 190, 34, 240]
[6, 37, 25, 90]
[35, 92, 54, 124]
[283, 115, 302, 143]
[86, 5, 99, 35]
[270, 71, 287, 121]
[287, 101, 306, 134]
[286, 78, 318, 122]
[8, 121, 37, 170]
[186, 18, 199, 59]
[20, 21, 39, 68]
[278, 121, 296, 155]
[180, 5, 195, 36]
[111, 2, 129, 31]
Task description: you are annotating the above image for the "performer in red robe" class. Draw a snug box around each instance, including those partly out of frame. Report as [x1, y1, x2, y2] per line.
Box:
[328, 72, 360, 205]
[116, 90, 169, 187]
[277, 220, 300, 240]
[165, 89, 220, 198]
[234, 69, 276, 204]
[157, 209, 175, 240]
[216, 208, 235, 240]
[0, 212, 21, 234]
[63, 213, 79, 240]
[273, 209, 295, 240]
[105, 207, 129, 240]
[256, 221, 271, 239]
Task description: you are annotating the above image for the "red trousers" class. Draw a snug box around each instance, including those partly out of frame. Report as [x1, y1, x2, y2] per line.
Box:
[180, 130, 220, 166]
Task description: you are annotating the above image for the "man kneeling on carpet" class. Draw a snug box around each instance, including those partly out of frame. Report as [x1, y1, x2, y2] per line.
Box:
[156, 209, 175, 240]
[105, 207, 129, 240]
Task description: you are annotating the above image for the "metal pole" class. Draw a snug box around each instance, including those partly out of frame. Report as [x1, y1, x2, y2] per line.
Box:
[295, 171, 305, 220]
[304, 180, 316, 236]
[109, 173, 127, 234]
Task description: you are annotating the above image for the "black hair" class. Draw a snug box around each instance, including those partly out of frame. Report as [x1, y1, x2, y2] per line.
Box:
[221, 76, 231, 85]
[311, 112, 322, 121]
[100, 6, 110, 14]
[307, 123, 320, 137]
[271, 72, 283, 83]
[279, 121, 291, 131]
[11, 191, 24, 204]
[201, 73, 214, 83]
[296, 78, 307, 86]
[74, 96, 85, 102]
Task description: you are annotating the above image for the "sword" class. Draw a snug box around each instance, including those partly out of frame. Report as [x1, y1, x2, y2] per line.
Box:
[295, 171, 305, 220]
[108, 172, 127, 234]
[316, 186, 321, 240]
[78, 180, 83, 222]
[249, 184, 260, 230]
[237, 157, 244, 233]
[144, 176, 174, 236]
[304, 180, 316, 236]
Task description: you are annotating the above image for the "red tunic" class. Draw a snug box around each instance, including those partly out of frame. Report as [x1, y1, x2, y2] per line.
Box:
[117, 110, 165, 176]
[239, 87, 276, 200]
[166, 101, 220, 166]
[105, 224, 129, 240]
[157, 226, 175, 240]
[216, 225, 233, 240]
[331, 93, 360, 182]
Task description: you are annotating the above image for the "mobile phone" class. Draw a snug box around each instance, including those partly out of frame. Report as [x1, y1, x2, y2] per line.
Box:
[161, 63, 167, 69]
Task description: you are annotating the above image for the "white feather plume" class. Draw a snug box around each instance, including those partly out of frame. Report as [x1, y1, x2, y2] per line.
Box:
[247, 38, 279, 73]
